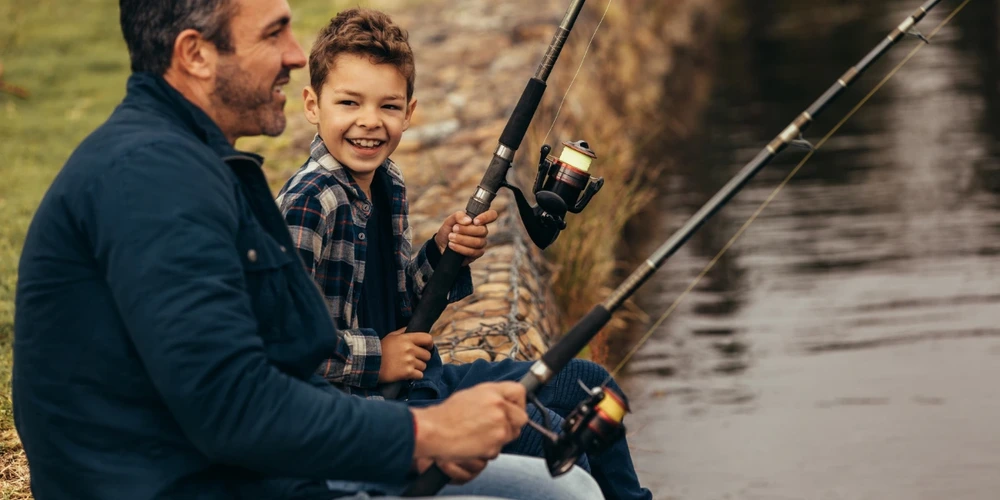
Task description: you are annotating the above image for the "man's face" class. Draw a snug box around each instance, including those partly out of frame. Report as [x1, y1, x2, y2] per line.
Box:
[304, 53, 416, 187]
[211, 0, 306, 140]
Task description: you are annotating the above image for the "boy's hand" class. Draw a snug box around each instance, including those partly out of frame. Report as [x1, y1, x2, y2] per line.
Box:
[378, 328, 434, 383]
[434, 209, 499, 266]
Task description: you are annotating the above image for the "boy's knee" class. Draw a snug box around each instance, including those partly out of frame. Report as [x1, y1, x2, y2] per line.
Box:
[565, 359, 612, 385]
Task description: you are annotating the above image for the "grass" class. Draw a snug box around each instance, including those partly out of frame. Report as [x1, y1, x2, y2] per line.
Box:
[0, 2, 137, 494]
[0, 0, 360, 496]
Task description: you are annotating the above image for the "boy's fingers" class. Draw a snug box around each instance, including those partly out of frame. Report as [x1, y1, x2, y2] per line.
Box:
[414, 346, 433, 362]
[472, 209, 499, 226]
[448, 243, 485, 258]
[452, 224, 488, 237]
[413, 359, 427, 372]
[448, 233, 487, 249]
[448, 210, 472, 226]
[408, 332, 435, 348]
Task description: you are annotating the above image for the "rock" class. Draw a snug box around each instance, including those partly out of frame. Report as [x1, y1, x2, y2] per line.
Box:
[452, 349, 493, 364]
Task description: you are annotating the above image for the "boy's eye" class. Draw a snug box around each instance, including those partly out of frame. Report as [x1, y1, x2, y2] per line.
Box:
[337, 100, 358, 106]
[383, 104, 401, 110]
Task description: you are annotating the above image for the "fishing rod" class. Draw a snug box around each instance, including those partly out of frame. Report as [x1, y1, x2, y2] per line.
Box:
[404, 0, 956, 495]
[382, 0, 603, 395]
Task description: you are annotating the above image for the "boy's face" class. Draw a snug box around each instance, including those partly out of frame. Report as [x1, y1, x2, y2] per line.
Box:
[303, 53, 416, 186]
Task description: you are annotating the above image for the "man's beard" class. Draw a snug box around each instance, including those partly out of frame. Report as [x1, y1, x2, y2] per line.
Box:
[212, 59, 286, 138]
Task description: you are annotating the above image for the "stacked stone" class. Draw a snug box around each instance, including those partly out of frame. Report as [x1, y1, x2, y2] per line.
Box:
[387, 0, 573, 362]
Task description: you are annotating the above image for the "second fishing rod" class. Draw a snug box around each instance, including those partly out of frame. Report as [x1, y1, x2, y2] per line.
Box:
[404, 0, 946, 495]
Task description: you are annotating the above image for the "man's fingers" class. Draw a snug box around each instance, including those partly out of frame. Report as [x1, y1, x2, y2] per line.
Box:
[494, 381, 527, 407]
[500, 399, 527, 439]
[438, 458, 489, 485]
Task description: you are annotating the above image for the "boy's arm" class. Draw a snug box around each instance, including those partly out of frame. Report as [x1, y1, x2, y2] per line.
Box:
[280, 191, 383, 390]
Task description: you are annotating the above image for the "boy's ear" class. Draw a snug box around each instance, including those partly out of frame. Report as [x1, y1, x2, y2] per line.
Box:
[402, 98, 418, 131]
[303, 86, 320, 125]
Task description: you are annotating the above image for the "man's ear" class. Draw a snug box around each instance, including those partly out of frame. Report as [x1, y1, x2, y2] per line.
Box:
[402, 98, 417, 132]
[303, 86, 321, 125]
[170, 28, 217, 80]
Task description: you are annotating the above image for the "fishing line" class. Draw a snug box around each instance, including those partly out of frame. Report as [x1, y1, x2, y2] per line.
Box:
[609, 0, 972, 380]
[541, 0, 615, 145]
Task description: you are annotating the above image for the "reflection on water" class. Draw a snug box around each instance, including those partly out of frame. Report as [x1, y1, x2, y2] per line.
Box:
[623, 0, 1000, 498]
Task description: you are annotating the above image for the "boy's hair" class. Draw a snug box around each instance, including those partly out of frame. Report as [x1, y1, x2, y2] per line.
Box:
[309, 8, 415, 100]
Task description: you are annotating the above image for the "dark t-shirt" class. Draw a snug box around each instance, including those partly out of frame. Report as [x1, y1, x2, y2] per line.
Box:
[356, 169, 399, 338]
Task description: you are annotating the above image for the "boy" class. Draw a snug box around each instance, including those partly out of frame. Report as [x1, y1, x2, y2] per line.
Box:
[277, 8, 652, 500]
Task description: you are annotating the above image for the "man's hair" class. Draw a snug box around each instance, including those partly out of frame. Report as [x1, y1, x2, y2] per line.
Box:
[119, 0, 239, 75]
[309, 8, 415, 100]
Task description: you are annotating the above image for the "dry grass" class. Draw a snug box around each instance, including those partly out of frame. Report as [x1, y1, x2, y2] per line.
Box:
[0, 432, 28, 500]
[515, 0, 711, 365]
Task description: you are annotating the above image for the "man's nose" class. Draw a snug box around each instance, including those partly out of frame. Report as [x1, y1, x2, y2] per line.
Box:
[284, 36, 307, 69]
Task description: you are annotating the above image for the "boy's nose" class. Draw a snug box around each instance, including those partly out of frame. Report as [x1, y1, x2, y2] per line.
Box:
[356, 109, 381, 128]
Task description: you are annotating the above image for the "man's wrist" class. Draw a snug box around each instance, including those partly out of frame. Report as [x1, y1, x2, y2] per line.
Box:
[410, 407, 442, 458]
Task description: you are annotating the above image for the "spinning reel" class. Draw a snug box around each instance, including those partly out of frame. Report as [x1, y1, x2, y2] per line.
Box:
[502, 140, 605, 249]
[526, 382, 630, 477]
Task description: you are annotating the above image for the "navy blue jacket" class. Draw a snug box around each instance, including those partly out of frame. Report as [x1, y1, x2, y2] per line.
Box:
[13, 73, 415, 499]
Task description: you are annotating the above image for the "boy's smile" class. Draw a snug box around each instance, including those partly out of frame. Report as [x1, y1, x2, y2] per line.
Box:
[303, 53, 417, 197]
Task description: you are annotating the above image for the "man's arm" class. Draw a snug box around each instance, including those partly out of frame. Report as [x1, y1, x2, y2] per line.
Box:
[92, 144, 410, 481]
[280, 191, 382, 389]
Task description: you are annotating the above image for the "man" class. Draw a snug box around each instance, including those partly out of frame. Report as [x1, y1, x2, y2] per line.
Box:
[12, 1, 602, 499]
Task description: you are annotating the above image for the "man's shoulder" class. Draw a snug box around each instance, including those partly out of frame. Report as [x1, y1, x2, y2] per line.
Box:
[70, 107, 217, 179]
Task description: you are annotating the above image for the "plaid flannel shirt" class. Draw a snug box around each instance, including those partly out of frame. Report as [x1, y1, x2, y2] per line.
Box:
[277, 135, 473, 398]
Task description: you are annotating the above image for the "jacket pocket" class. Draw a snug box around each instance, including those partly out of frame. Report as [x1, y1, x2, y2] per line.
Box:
[237, 223, 295, 342]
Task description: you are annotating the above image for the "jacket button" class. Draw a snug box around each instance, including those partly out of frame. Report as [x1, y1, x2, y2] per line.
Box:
[358, 232, 366, 241]
[279, 245, 287, 253]
[247, 249, 258, 262]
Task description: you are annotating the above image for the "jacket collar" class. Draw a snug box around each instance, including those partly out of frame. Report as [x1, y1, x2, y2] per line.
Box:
[122, 72, 261, 164]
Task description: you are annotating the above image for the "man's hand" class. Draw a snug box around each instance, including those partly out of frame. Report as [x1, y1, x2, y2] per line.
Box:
[378, 328, 434, 383]
[433, 209, 499, 266]
[410, 382, 528, 464]
[413, 458, 489, 485]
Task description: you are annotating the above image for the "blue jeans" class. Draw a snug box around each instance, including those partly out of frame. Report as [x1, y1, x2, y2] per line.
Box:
[406, 359, 652, 500]
[327, 454, 602, 499]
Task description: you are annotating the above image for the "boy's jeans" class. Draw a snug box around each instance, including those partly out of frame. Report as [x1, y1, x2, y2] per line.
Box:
[406, 359, 652, 500]
[328, 454, 603, 499]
